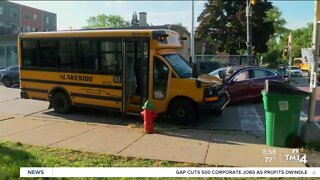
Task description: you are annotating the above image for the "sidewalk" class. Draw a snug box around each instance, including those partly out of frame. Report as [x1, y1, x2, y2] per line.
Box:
[0, 114, 305, 167]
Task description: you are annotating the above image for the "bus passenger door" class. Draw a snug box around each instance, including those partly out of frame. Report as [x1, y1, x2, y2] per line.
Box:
[122, 39, 149, 114]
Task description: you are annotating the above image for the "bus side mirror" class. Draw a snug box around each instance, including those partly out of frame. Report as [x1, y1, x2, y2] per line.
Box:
[192, 63, 199, 79]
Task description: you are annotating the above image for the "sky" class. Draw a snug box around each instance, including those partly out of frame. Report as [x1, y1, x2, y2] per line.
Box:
[11, 1, 314, 31]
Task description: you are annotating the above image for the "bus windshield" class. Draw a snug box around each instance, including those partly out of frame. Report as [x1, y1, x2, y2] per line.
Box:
[162, 54, 192, 78]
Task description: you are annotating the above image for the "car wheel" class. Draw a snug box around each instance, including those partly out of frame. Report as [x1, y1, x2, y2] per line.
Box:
[52, 92, 71, 113]
[169, 99, 196, 125]
[2, 77, 12, 87]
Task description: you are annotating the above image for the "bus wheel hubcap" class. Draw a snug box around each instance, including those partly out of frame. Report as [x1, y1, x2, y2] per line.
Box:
[177, 108, 186, 118]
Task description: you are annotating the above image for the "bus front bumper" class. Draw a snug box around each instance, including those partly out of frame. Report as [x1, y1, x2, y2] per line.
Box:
[198, 92, 230, 112]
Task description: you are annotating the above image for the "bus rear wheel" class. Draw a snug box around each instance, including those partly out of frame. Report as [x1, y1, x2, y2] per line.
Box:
[52, 92, 71, 113]
[169, 99, 196, 125]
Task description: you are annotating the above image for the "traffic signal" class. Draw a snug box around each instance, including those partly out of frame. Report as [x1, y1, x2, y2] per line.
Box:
[283, 46, 289, 56]
[250, 0, 257, 5]
[252, 46, 255, 54]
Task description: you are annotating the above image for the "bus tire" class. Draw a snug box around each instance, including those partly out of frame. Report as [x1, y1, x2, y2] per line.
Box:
[2, 77, 12, 87]
[52, 92, 71, 113]
[169, 99, 195, 125]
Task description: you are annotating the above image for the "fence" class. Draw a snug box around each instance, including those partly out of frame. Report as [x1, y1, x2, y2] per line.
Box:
[195, 55, 257, 67]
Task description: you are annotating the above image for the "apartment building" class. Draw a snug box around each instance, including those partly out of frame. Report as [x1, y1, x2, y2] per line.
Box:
[0, 1, 56, 68]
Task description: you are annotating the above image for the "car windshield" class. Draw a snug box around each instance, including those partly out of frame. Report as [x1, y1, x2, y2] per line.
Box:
[162, 54, 192, 78]
[291, 67, 299, 70]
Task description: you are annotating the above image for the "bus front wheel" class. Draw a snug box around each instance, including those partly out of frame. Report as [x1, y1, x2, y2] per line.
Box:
[169, 99, 196, 125]
[52, 92, 71, 113]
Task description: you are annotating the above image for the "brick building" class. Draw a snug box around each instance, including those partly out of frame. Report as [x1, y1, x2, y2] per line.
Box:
[0, 1, 56, 69]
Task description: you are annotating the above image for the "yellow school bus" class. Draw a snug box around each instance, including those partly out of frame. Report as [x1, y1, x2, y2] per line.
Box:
[18, 29, 229, 124]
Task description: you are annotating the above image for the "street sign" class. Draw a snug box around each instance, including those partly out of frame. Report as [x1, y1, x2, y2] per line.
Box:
[301, 48, 314, 65]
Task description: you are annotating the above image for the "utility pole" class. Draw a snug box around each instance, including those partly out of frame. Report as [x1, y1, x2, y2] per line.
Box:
[288, 32, 292, 79]
[308, 1, 320, 123]
[246, 0, 253, 65]
[304, 0, 320, 143]
[191, 0, 195, 63]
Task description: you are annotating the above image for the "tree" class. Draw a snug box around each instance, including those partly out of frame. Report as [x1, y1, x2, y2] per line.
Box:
[131, 12, 139, 27]
[82, 14, 130, 29]
[196, 0, 274, 54]
[265, 6, 288, 39]
[290, 23, 313, 58]
[263, 6, 289, 64]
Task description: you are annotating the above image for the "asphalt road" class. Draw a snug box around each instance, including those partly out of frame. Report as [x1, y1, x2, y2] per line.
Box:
[0, 84, 266, 132]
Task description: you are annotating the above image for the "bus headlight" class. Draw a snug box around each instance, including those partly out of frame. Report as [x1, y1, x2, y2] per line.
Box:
[204, 88, 219, 102]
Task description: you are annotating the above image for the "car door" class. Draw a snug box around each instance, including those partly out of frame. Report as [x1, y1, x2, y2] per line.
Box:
[250, 69, 271, 99]
[227, 69, 252, 103]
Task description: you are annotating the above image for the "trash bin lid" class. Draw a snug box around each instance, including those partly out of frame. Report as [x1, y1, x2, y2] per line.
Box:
[264, 80, 309, 96]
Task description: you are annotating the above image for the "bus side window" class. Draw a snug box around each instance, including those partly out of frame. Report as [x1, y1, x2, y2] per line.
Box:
[100, 41, 122, 74]
[79, 40, 97, 70]
[22, 40, 38, 67]
[58, 40, 76, 69]
[39, 40, 58, 68]
[153, 57, 169, 100]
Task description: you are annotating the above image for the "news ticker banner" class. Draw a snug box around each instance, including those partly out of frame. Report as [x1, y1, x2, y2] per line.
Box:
[21, 167, 320, 178]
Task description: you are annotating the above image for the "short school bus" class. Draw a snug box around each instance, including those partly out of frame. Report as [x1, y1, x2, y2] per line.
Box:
[18, 29, 229, 124]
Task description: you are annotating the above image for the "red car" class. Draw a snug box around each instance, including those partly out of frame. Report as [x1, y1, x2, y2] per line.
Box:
[222, 66, 285, 104]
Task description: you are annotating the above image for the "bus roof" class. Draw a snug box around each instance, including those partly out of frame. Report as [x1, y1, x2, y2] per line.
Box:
[18, 29, 175, 39]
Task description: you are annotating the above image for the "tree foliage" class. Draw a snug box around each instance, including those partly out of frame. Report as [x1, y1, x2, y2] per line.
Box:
[262, 6, 289, 64]
[290, 23, 313, 58]
[265, 6, 288, 39]
[82, 14, 130, 29]
[263, 6, 312, 64]
[196, 0, 274, 54]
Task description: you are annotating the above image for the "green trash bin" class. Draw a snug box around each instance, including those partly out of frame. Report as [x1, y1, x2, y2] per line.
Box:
[262, 81, 309, 147]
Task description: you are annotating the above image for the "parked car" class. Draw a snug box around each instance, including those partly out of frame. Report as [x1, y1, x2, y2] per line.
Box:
[277, 64, 287, 76]
[222, 66, 285, 104]
[286, 66, 303, 77]
[198, 61, 221, 74]
[278, 64, 287, 70]
[0, 65, 20, 87]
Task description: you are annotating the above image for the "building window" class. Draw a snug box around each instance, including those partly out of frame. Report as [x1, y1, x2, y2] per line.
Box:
[33, 14, 37, 21]
[0, 6, 3, 15]
[26, 26, 30, 32]
[24, 12, 30, 19]
[11, 23, 17, 32]
[46, 17, 49, 24]
[10, 8, 18, 18]
[32, 27, 38, 32]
